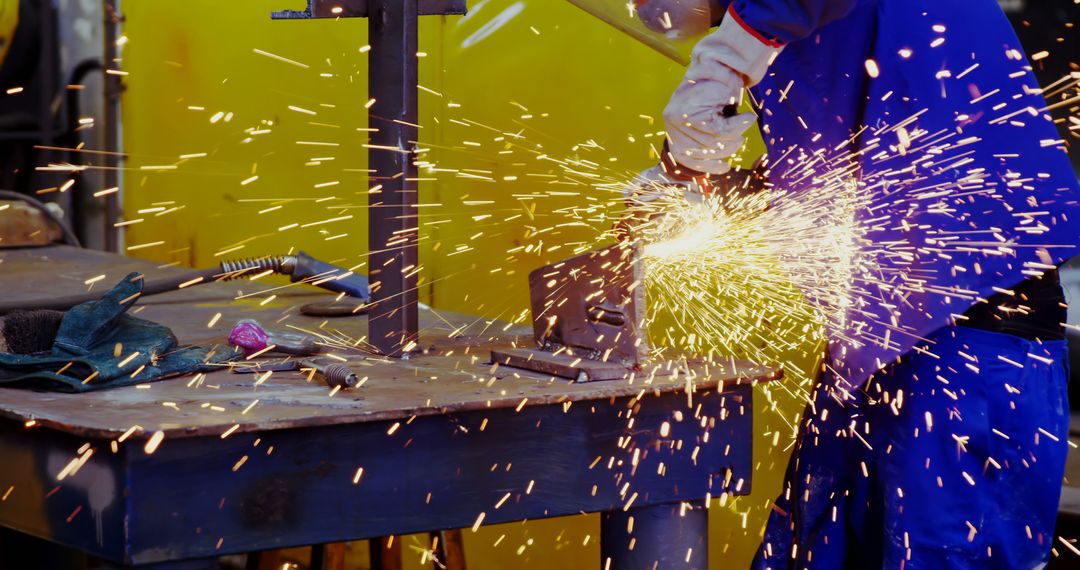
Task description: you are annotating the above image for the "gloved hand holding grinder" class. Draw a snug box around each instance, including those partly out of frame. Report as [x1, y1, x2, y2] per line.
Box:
[623, 0, 782, 232]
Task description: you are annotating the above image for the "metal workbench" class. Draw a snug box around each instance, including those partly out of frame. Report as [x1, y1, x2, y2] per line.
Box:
[0, 246, 777, 568]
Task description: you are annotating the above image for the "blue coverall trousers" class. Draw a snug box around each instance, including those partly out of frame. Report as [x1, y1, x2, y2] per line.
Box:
[753, 327, 1070, 569]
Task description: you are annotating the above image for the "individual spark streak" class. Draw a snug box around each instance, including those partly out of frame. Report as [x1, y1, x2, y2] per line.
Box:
[252, 48, 310, 69]
[126, 241, 163, 251]
[865, 59, 880, 78]
[143, 431, 165, 455]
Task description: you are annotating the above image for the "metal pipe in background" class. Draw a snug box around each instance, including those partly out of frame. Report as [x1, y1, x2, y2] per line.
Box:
[102, 1, 123, 253]
[64, 57, 103, 247]
[39, 0, 69, 216]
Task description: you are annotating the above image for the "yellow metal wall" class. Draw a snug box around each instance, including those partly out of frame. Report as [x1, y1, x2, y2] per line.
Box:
[121, 1, 816, 567]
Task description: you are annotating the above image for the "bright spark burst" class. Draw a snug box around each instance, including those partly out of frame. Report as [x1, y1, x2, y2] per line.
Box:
[610, 175, 864, 401]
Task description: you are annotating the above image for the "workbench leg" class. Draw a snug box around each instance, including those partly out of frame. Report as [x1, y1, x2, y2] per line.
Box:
[601, 501, 708, 570]
[0, 528, 87, 569]
[244, 549, 282, 570]
[429, 529, 468, 570]
[367, 0, 420, 356]
[311, 543, 347, 570]
[370, 535, 403, 570]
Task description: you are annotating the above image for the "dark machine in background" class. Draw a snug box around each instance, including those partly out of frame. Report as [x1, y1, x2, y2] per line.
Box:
[0, 0, 58, 193]
[0, 0, 121, 251]
[999, 3, 1080, 556]
[1001, 0, 1077, 81]
[1000, 0, 1079, 171]
[999, 0, 1080, 408]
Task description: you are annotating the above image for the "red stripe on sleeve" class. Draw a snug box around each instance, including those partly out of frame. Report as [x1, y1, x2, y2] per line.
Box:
[727, 4, 785, 48]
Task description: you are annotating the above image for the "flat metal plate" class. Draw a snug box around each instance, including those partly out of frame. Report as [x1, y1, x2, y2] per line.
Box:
[491, 348, 630, 382]
[493, 347, 782, 385]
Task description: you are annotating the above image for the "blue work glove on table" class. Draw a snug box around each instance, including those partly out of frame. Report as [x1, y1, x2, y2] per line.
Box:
[0, 273, 237, 392]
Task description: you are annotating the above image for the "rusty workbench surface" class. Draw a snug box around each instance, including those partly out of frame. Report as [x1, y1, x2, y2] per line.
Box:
[0, 246, 778, 440]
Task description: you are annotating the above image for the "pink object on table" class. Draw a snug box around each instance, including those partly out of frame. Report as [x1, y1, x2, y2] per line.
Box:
[228, 319, 271, 356]
[228, 319, 319, 357]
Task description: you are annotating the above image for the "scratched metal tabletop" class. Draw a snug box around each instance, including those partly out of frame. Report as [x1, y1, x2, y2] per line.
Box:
[0, 246, 777, 440]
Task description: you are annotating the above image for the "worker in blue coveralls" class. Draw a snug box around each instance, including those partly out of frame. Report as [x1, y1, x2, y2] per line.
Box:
[633, 1, 1080, 568]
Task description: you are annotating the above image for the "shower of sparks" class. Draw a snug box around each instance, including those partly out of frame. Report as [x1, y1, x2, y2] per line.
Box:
[547, 71, 1080, 398]
[605, 175, 862, 402]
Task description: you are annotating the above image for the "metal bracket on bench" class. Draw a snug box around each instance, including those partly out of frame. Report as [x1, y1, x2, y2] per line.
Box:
[492, 244, 649, 382]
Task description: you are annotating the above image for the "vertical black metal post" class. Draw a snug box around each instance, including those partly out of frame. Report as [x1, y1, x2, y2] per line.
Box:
[601, 501, 708, 570]
[367, 0, 419, 356]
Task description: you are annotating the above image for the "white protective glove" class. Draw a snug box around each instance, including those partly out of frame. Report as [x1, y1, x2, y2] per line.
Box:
[663, 11, 783, 175]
